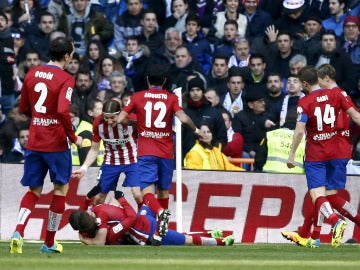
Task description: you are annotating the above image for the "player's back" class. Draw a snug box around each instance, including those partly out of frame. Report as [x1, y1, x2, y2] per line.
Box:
[20, 65, 75, 152]
[298, 88, 353, 161]
[123, 88, 183, 159]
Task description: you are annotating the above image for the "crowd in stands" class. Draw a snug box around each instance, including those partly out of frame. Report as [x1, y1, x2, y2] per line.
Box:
[2, 0, 360, 171]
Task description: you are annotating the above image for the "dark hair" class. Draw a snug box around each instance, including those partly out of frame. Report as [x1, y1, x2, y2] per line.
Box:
[0, 10, 8, 23]
[126, 35, 141, 45]
[224, 19, 238, 29]
[147, 64, 167, 86]
[142, 8, 157, 19]
[185, 12, 200, 25]
[49, 37, 74, 62]
[39, 10, 55, 21]
[212, 54, 229, 64]
[69, 210, 82, 230]
[250, 53, 266, 64]
[267, 72, 282, 80]
[77, 211, 97, 238]
[103, 98, 121, 113]
[298, 65, 318, 85]
[85, 98, 102, 113]
[321, 29, 336, 39]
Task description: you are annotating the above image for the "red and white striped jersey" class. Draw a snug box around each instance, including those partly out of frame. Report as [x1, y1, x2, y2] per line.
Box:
[92, 115, 138, 165]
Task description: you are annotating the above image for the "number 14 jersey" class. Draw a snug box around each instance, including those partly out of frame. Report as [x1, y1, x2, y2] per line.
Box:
[297, 88, 354, 162]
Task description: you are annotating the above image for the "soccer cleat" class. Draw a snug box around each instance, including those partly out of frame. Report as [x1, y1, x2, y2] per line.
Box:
[158, 209, 171, 237]
[281, 231, 308, 247]
[306, 238, 320, 248]
[222, 235, 235, 246]
[151, 233, 162, 246]
[9, 231, 23, 254]
[331, 219, 347, 248]
[40, 241, 63, 253]
[208, 228, 223, 239]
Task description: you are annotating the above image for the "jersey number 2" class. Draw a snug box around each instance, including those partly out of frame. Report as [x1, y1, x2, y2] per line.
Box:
[34, 82, 48, 113]
[144, 101, 166, 128]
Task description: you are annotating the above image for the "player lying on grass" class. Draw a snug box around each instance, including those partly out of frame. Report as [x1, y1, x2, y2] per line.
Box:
[69, 192, 234, 246]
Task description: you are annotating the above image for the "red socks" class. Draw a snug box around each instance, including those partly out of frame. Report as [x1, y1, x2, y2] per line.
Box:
[44, 195, 66, 247]
[15, 191, 39, 236]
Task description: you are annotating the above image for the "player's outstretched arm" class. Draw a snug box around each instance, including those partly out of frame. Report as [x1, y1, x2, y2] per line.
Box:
[117, 111, 129, 125]
[175, 110, 204, 138]
[72, 141, 100, 179]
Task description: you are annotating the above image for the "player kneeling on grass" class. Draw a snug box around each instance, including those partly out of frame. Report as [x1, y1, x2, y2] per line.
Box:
[69, 192, 234, 246]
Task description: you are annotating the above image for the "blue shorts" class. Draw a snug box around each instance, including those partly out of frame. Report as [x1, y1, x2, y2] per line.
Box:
[136, 206, 185, 245]
[97, 163, 139, 193]
[304, 158, 349, 190]
[137, 156, 174, 191]
[21, 149, 72, 187]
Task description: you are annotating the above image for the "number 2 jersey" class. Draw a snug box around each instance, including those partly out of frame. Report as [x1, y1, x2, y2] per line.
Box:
[122, 88, 183, 159]
[19, 65, 77, 152]
[297, 88, 354, 162]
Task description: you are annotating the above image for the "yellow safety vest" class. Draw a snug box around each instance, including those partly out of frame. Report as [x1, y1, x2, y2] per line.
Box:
[71, 120, 105, 166]
[263, 129, 305, 174]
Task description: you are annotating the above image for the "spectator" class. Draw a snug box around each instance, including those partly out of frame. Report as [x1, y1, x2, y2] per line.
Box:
[213, 19, 241, 58]
[96, 55, 125, 94]
[182, 77, 227, 159]
[340, 16, 360, 81]
[12, 27, 27, 66]
[264, 72, 285, 128]
[113, 0, 144, 53]
[258, 0, 283, 21]
[192, 0, 224, 36]
[279, 74, 305, 130]
[184, 122, 243, 170]
[274, 0, 308, 40]
[222, 66, 245, 117]
[232, 89, 275, 170]
[308, 29, 358, 96]
[228, 37, 251, 68]
[65, 52, 81, 76]
[57, 0, 114, 57]
[47, 0, 71, 28]
[151, 27, 182, 67]
[209, 0, 247, 43]
[302, 15, 324, 60]
[243, 53, 268, 86]
[7, 124, 29, 163]
[138, 9, 164, 56]
[24, 11, 55, 62]
[80, 40, 107, 80]
[221, 109, 244, 159]
[289, 53, 307, 75]
[304, 0, 330, 20]
[12, 0, 43, 37]
[250, 24, 278, 65]
[102, 71, 129, 102]
[120, 35, 150, 92]
[182, 13, 212, 74]
[17, 50, 42, 82]
[268, 31, 300, 80]
[0, 10, 16, 115]
[167, 45, 205, 93]
[72, 98, 103, 166]
[71, 69, 99, 120]
[322, 0, 347, 37]
[161, 0, 190, 34]
[204, 88, 224, 109]
[206, 54, 230, 100]
[240, 0, 273, 43]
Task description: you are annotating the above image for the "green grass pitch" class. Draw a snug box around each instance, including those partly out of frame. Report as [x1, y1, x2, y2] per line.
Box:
[1, 241, 360, 270]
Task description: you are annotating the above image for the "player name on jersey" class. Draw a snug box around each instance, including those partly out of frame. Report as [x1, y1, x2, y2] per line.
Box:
[35, 70, 54, 80]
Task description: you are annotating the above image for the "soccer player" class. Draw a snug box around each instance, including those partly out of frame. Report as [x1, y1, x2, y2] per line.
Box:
[69, 193, 234, 246]
[286, 65, 360, 248]
[71, 98, 142, 210]
[116, 64, 202, 245]
[9, 37, 82, 254]
[282, 64, 360, 247]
